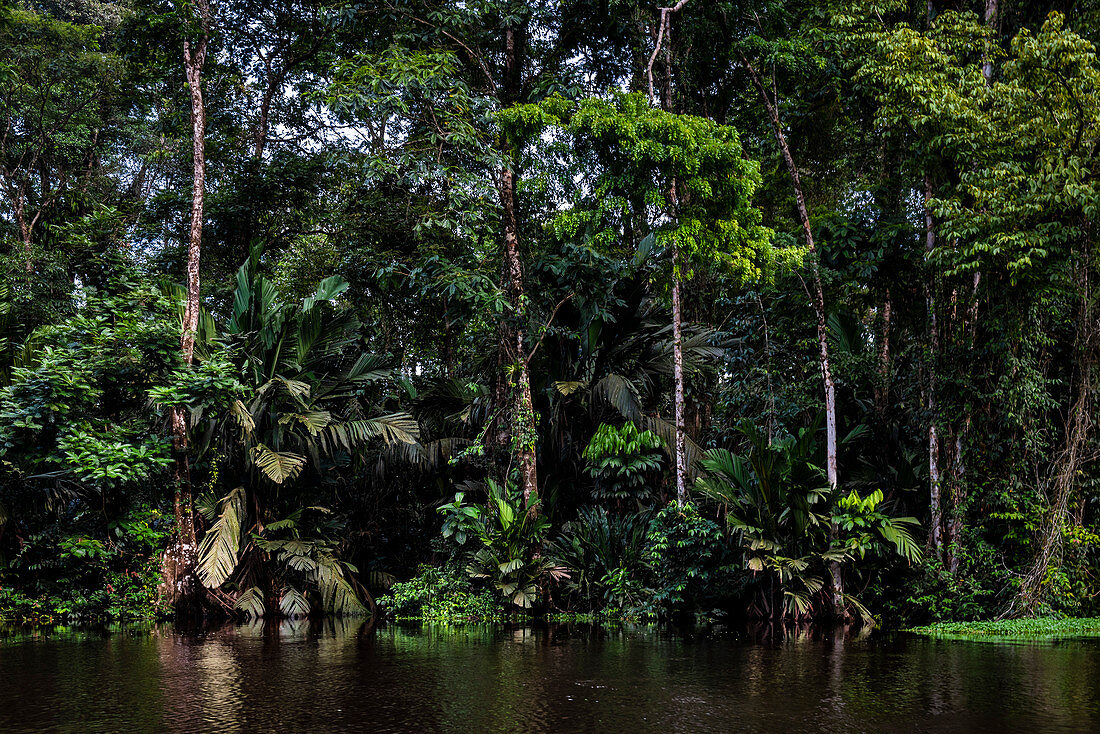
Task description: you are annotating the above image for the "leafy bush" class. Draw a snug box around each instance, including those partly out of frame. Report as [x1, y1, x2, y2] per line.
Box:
[0, 505, 170, 621]
[582, 422, 663, 504]
[697, 420, 921, 619]
[438, 479, 569, 608]
[551, 506, 652, 611]
[643, 501, 741, 616]
[379, 564, 504, 622]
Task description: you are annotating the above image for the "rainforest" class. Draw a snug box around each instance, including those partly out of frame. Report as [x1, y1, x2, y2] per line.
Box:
[1, 0, 1099, 635]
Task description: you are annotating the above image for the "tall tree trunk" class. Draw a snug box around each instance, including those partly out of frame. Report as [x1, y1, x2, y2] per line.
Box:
[742, 55, 843, 616]
[20, 225, 32, 275]
[671, 242, 687, 505]
[874, 291, 892, 418]
[12, 193, 33, 274]
[982, 0, 999, 83]
[923, 175, 944, 558]
[649, 3, 690, 505]
[495, 23, 538, 509]
[254, 78, 280, 159]
[500, 165, 537, 506]
[163, 7, 210, 615]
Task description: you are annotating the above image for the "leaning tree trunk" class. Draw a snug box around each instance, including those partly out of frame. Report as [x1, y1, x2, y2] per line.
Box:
[742, 54, 844, 617]
[163, 11, 210, 616]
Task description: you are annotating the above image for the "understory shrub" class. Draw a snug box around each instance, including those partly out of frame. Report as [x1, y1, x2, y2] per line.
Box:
[379, 564, 504, 622]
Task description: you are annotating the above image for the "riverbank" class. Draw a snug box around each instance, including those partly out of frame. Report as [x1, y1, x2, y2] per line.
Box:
[907, 617, 1100, 640]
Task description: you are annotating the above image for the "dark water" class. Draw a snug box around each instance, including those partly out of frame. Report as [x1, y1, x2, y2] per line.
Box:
[1, 621, 1099, 733]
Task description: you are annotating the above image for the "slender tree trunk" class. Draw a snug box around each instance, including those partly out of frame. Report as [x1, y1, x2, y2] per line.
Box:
[442, 296, 455, 378]
[742, 55, 843, 615]
[254, 83, 278, 159]
[253, 66, 286, 159]
[982, 0, 999, 83]
[163, 10, 209, 615]
[181, 34, 205, 365]
[646, 6, 692, 506]
[923, 175, 944, 558]
[496, 23, 538, 509]
[21, 230, 32, 275]
[12, 197, 32, 274]
[671, 242, 688, 505]
[875, 291, 892, 417]
[499, 165, 537, 505]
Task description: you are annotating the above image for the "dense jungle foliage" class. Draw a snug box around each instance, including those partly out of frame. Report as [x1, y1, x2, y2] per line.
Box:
[1, 0, 1099, 626]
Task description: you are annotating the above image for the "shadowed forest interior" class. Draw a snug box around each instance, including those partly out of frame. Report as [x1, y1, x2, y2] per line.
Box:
[1, 0, 1099, 627]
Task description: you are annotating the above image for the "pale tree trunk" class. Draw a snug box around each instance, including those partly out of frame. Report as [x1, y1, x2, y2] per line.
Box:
[671, 243, 688, 505]
[649, 2, 690, 505]
[982, 0, 999, 83]
[163, 4, 210, 615]
[924, 175, 944, 558]
[742, 54, 843, 616]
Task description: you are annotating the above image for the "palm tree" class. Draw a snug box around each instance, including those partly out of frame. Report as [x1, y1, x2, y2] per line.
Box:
[184, 252, 420, 617]
[697, 419, 921, 621]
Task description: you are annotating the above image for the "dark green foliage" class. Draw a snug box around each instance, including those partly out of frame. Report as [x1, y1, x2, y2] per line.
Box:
[582, 422, 663, 504]
[379, 563, 504, 622]
[0, 505, 171, 621]
[440, 480, 569, 609]
[3, 0, 1100, 628]
[551, 507, 653, 611]
[642, 502, 741, 616]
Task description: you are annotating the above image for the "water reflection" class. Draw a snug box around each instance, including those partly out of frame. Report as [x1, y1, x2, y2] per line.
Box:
[1, 621, 1099, 733]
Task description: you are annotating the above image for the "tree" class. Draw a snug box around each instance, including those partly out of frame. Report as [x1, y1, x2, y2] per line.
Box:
[0, 8, 128, 274]
[152, 252, 420, 616]
[161, 0, 213, 614]
[509, 92, 776, 504]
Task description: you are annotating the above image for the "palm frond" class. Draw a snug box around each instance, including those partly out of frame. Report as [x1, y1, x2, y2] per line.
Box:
[593, 373, 641, 421]
[554, 380, 587, 396]
[878, 517, 924, 564]
[279, 585, 312, 619]
[316, 557, 368, 616]
[197, 486, 247, 589]
[345, 353, 395, 383]
[644, 414, 704, 475]
[327, 412, 420, 448]
[230, 399, 256, 436]
[234, 586, 266, 619]
[250, 444, 306, 484]
[280, 410, 331, 436]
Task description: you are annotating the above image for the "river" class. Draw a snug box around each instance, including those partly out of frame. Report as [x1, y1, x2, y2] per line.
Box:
[1, 622, 1098, 732]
